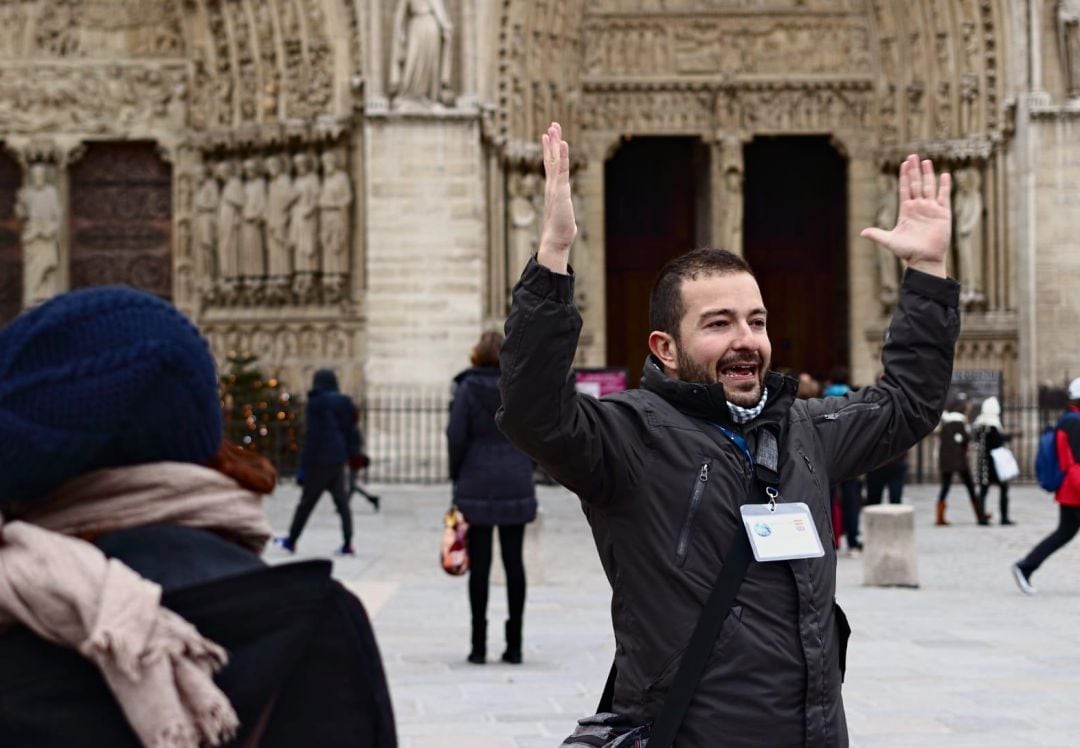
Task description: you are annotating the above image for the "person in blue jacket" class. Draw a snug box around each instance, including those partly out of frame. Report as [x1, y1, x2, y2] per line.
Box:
[448, 331, 537, 664]
[280, 368, 363, 554]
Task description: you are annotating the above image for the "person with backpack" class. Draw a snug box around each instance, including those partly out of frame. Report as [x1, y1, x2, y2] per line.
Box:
[1013, 377, 1080, 594]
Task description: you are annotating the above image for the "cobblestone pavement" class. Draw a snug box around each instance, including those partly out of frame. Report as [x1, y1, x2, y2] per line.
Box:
[263, 480, 1080, 747]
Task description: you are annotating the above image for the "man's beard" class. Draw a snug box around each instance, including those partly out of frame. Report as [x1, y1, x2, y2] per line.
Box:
[675, 347, 765, 408]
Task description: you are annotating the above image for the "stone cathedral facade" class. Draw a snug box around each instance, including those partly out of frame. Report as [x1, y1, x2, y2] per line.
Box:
[0, 0, 1077, 398]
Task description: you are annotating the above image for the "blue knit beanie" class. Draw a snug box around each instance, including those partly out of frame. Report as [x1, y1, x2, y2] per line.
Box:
[0, 286, 223, 505]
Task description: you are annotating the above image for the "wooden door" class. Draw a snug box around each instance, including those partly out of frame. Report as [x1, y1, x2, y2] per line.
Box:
[69, 142, 172, 299]
[605, 138, 701, 385]
[743, 136, 848, 379]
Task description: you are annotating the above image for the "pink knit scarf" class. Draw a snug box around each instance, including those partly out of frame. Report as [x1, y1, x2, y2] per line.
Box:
[0, 462, 273, 747]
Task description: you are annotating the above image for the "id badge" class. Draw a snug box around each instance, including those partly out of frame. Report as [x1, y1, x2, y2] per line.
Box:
[740, 502, 825, 562]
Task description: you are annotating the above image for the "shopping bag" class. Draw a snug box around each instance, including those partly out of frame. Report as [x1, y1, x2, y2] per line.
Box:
[990, 446, 1020, 482]
[441, 506, 470, 576]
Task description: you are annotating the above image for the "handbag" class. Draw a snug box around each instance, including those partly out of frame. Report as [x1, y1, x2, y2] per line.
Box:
[440, 506, 470, 576]
[990, 446, 1020, 482]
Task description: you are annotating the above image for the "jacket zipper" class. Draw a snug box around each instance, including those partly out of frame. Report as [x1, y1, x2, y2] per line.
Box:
[676, 462, 710, 566]
[816, 402, 882, 422]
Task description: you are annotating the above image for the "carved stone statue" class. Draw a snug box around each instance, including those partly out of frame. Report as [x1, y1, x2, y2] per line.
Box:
[240, 158, 267, 280]
[1059, 0, 1080, 98]
[265, 155, 296, 293]
[954, 167, 984, 306]
[319, 150, 352, 282]
[290, 152, 320, 294]
[16, 163, 61, 307]
[721, 165, 744, 254]
[216, 160, 244, 283]
[508, 173, 539, 277]
[874, 173, 900, 306]
[193, 163, 220, 294]
[389, 0, 454, 106]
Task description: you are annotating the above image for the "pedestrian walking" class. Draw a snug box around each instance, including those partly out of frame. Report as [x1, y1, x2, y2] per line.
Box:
[865, 451, 908, 506]
[448, 331, 537, 665]
[937, 404, 987, 524]
[973, 396, 1012, 525]
[1012, 377, 1080, 594]
[497, 123, 958, 746]
[279, 368, 365, 554]
[0, 287, 395, 747]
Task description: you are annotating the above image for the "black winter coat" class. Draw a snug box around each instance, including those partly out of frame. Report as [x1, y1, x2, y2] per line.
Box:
[497, 259, 959, 747]
[938, 413, 971, 473]
[448, 367, 536, 526]
[0, 525, 397, 747]
[302, 369, 361, 468]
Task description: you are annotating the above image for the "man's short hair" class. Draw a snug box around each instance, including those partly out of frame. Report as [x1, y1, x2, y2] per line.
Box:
[649, 247, 755, 339]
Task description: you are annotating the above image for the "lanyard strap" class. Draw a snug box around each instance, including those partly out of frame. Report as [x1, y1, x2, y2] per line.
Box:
[710, 423, 753, 472]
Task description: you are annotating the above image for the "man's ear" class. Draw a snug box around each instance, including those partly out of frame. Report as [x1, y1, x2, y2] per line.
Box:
[648, 330, 678, 373]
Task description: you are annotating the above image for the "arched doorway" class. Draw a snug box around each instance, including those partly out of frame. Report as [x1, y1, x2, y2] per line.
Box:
[69, 142, 172, 299]
[604, 137, 709, 384]
[743, 136, 848, 380]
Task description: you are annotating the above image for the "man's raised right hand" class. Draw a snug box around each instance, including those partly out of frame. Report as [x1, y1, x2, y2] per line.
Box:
[538, 122, 577, 275]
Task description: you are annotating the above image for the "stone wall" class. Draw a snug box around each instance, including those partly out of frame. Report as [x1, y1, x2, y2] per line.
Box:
[364, 114, 486, 388]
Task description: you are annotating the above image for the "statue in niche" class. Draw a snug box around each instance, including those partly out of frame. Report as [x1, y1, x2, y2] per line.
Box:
[216, 160, 244, 285]
[874, 173, 901, 307]
[319, 149, 352, 283]
[265, 154, 296, 298]
[389, 0, 454, 107]
[16, 163, 61, 307]
[953, 167, 984, 306]
[721, 164, 743, 255]
[290, 152, 320, 298]
[194, 163, 220, 287]
[508, 173, 539, 277]
[1059, 0, 1080, 98]
[240, 158, 267, 282]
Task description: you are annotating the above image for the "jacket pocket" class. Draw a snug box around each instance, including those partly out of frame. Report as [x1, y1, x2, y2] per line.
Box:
[834, 601, 851, 682]
[641, 605, 744, 709]
[675, 461, 710, 567]
[814, 402, 882, 423]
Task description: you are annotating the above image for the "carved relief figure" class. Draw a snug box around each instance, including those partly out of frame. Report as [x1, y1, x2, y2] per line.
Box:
[953, 168, 984, 305]
[16, 163, 62, 306]
[1059, 0, 1080, 98]
[194, 162, 220, 283]
[318, 150, 352, 280]
[874, 173, 900, 306]
[389, 0, 454, 106]
[265, 155, 296, 288]
[290, 153, 320, 291]
[721, 165, 743, 254]
[216, 160, 244, 282]
[508, 173, 539, 277]
[240, 158, 267, 280]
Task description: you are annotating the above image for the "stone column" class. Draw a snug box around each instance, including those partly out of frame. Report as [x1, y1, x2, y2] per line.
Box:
[839, 132, 879, 386]
[574, 132, 620, 368]
[709, 134, 745, 255]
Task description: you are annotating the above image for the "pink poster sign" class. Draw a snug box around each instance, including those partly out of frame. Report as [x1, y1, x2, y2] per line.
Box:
[575, 368, 628, 398]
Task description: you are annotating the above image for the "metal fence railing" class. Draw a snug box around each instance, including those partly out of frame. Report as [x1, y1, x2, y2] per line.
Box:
[909, 401, 1061, 484]
[358, 387, 450, 484]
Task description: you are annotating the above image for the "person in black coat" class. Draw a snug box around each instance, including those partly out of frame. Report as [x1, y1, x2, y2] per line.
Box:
[936, 404, 987, 525]
[973, 396, 1013, 525]
[448, 331, 537, 664]
[280, 369, 364, 554]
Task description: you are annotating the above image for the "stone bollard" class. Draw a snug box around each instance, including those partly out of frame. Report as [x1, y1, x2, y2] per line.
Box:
[862, 505, 919, 588]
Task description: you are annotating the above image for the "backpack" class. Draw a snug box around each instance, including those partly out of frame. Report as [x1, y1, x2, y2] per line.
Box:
[1036, 413, 1080, 492]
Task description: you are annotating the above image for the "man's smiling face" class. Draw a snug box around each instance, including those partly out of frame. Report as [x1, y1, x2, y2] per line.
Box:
[670, 272, 772, 407]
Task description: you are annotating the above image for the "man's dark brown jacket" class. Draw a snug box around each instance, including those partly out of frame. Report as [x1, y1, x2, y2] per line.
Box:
[498, 259, 959, 747]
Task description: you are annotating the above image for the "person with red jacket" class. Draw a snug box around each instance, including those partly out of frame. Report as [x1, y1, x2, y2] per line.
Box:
[1012, 377, 1080, 594]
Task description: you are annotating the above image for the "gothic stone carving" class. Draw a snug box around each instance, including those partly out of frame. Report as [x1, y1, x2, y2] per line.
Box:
[1060, 0, 1080, 99]
[953, 166, 985, 308]
[390, 0, 455, 107]
[16, 162, 62, 307]
[873, 173, 900, 308]
[0, 64, 187, 135]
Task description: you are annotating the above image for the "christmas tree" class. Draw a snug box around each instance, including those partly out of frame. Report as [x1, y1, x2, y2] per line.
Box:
[220, 352, 303, 476]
